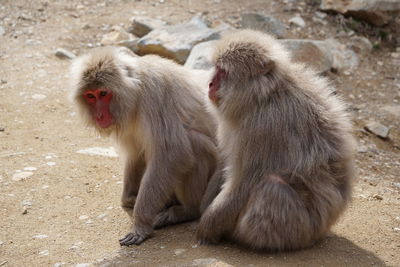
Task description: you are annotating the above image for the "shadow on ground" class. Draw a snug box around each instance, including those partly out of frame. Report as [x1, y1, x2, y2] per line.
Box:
[96, 222, 386, 267]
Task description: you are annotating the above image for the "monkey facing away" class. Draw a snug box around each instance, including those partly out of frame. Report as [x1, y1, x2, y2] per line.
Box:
[196, 30, 356, 251]
[70, 47, 218, 246]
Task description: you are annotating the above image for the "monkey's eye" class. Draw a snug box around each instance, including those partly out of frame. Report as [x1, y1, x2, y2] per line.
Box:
[99, 91, 107, 97]
[85, 93, 95, 98]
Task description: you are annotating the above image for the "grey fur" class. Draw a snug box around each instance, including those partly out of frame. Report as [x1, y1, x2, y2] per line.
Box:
[70, 47, 218, 246]
[197, 30, 356, 251]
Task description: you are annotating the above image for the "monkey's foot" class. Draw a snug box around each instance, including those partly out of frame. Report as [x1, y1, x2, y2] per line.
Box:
[119, 230, 150, 246]
[196, 227, 221, 245]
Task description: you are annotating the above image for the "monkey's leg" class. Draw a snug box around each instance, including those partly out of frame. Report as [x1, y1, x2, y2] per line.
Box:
[119, 155, 191, 246]
[121, 154, 146, 220]
[153, 205, 198, 229]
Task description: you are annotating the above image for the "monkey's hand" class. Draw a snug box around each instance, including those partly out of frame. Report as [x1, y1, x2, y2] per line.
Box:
[119, 225, 153, 246]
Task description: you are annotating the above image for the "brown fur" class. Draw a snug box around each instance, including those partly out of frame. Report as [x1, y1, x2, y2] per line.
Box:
[196, 30, 356, 251]
[70, 46, 218, 245]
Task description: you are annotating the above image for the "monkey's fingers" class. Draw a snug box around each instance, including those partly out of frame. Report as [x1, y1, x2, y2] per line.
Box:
[119, 232, 146, 246]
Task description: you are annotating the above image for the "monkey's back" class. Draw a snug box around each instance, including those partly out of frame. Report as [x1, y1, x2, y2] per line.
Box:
[230, 67, 355, 250]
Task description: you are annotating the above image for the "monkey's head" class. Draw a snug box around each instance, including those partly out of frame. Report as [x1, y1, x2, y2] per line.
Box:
[208, 30, 290, 110]
[70, 47, 141, 135]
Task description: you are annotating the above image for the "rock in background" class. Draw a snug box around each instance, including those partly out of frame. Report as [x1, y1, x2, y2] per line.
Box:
[135, 16, 224, 64]
[128, 16, 167, 37]
[320, 0, 400, 26]
[184, 40, 217, 70]
[280, 39, 332, 73]
[240, 13, 286, 38]
[101, 26, 139, 52]
[280, 39, 359, 73]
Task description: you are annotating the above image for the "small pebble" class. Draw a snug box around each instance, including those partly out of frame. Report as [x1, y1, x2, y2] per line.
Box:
[365, 121, 390, 139]
[372, 194, 383, 200]
[315, 11, 327, 19]
[54, 263, 66, 267]
[289, 16, 305, 28]
[357, 145, 368, 153]
[174, 248, 187, 256]
[394, 228, 400, 232]
[79, 215, 89, 220]
[42, 185, 50, 189]
[97, 213, 106, 219]
[39, 250, 49, 256]
[32, 94, 47, 100]
[12, 172, 33, 181]
[55, 48, 76, 59]
[47, 162, 56, 166]
[22, 200, 32, 206]
[391, 53, 400, 59]
[33, 234, 48, 239]
[75, 263, 90, 267]
[24, 167, 37, 171]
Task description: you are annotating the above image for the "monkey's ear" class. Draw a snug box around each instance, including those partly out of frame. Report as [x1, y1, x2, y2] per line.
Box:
[259, 59, 275, 75]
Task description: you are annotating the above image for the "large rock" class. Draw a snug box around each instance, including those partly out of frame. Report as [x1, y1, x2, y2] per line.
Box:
[184, 40, 217, 70]
[136, 16, 222, 64]
[101, 26, 139, 52]
[280, 39, 359, 73]
[241, 13, 286, 38]
[320, 0, 400, 26]
[280, 39, 332, 73]
[324, 38, 359, 71]
[129, 16, 167, 37]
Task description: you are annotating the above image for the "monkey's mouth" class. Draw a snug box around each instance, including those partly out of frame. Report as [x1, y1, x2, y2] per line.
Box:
[96, 113, 113, 128]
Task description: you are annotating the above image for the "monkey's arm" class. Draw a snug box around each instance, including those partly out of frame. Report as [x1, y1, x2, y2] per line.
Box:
[121, 154, 146, 219]
[196, 182, 245, 244]
[119, 149, 192, 246]
[200, 161, 224, 213]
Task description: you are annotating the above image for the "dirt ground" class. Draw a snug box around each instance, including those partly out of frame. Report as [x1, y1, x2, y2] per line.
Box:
[0, 0, 399, 266]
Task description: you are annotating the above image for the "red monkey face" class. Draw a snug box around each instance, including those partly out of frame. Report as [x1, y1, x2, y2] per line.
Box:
[83, 88, 114, 128]
[208, 67, 226, 105]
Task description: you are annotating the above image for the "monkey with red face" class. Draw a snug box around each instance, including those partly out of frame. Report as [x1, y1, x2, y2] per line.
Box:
[70, 47, 218, 246]
[197, 30, 356, 251]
